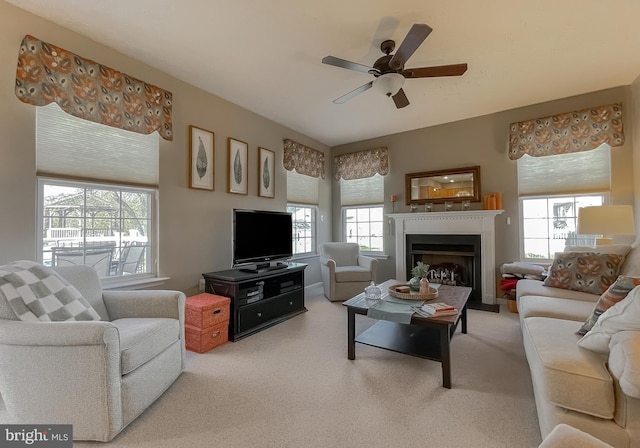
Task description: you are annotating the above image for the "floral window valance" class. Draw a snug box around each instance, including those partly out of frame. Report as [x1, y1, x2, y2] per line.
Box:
[283, 139, 325, 179]
[334, 147, 389, 181]
[15, 35, 173, 141]
[508, 103, 624, 160]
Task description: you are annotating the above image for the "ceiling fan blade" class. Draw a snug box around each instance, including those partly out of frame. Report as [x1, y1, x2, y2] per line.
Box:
[389, 23, 433, 70]
[402, 63, 468, 78]
[333, 81, 374, 104]
[322, 56, 378, 75]
[392, 88, 409, 109]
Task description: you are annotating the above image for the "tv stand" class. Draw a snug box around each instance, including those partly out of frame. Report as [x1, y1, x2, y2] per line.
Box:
[238, 261, 288, 274]
[203, 263, 307, 341]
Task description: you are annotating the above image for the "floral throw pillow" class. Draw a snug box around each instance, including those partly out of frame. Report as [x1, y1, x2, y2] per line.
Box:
[577, 275, 640, 335]
[543, 252, 625, 295]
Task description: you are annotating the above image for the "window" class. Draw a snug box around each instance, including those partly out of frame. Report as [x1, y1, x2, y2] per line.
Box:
[340, 174, 384, 253]
[287, 169, 319, 256]
[521, 195, 604, 260]
[36, 103, 159, 282]
[344, 206, 384, 252]
[39, 179, 155, 279]
[518, 144, 610, 260]
[288, 205, 316, 256]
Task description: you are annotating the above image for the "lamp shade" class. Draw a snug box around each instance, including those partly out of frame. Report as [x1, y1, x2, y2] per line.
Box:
[373, 73, 404, 97]
[577, 205, 636, 244]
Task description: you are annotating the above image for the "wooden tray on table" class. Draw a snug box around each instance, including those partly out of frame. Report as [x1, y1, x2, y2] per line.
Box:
[388, 283, 438, 301]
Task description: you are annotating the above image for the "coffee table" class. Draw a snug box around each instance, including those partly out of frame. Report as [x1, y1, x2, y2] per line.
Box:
[342, 279, 472, 388]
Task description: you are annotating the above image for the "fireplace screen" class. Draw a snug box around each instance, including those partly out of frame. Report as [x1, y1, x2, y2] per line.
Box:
[406, 234, 482, 302]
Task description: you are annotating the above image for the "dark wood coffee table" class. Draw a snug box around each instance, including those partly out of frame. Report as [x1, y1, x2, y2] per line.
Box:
[342, 279, 472, 388]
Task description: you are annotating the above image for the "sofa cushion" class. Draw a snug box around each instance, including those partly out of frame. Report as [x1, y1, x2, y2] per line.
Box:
[543, 252, 624, 295]
[518, 295, 595, 322]
[620, 239, 640, 277]
[608, 331, 640, 399]
[578, 285, 640, 354]
[522, 316, 614, 419]
[516, 279, 599, 303]
[0, 260, 101, 322]
[113, 317, 180, 375]
[577, 276, 640, 335]
[334, 266, 372, 282]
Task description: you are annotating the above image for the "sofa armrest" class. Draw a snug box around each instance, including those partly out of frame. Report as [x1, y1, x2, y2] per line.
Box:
[608, 330, 640, 399]
[102, 290, 185, 321]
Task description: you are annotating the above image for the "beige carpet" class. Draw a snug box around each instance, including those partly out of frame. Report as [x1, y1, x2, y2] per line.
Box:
[6, 285, 543, 447]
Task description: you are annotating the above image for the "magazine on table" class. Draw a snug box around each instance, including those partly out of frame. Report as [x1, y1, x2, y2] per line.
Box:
[420, 302, 458, 317]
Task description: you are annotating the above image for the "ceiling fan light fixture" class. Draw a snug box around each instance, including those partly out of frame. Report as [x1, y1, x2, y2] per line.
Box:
[373, 73, 405, 97]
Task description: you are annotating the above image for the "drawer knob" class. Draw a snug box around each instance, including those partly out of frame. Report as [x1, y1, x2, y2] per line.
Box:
[289, 301, 293, 306]
[212, 309, 222, 315]
[257, 312, 262, 317]
[211, 331, 220, 338]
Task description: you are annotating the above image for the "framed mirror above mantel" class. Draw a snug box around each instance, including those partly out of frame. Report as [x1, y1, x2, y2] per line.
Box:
[405, 166, 481, 205]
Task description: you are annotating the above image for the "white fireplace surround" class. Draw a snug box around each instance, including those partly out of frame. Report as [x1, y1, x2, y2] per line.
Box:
[389, 210, 503, 305]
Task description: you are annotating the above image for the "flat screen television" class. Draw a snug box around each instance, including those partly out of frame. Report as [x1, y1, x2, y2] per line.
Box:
[232, 209, 293, 270]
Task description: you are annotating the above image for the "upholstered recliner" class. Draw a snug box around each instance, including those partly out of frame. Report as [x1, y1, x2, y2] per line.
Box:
[319, 242, 377, 302]
[0, 264, 185, 442]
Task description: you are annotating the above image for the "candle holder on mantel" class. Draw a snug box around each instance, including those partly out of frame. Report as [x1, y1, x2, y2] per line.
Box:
[390, 194, 398, 213]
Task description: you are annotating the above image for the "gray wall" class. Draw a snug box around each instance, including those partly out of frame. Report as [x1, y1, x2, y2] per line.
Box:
[333, 87, 636, 284]
[0, 1, 637, 298]
[0, 1, 332, 295]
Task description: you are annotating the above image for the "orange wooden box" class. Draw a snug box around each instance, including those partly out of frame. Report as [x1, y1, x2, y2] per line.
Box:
[185, 293, 230, 330]
[185, 321, 228, 353]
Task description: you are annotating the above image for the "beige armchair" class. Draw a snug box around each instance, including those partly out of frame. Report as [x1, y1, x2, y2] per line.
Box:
[319, 242, 377, 302]
[0, 264, 185, 441]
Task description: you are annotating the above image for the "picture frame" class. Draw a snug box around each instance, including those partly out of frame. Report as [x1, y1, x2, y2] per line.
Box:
[258, 147, 275, 198]
[188, 125, 214, 191]
[227, 137, 248, 194]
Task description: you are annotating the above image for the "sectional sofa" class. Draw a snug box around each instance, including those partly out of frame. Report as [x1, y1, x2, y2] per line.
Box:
[516, 241, 640, 447]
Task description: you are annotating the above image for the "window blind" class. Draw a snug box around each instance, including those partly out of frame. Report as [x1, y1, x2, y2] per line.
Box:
[340, 173, 384, 206]
[517, 144, 611, 196]
[36, 103, 159, 186]
[287, 170, 319, 204]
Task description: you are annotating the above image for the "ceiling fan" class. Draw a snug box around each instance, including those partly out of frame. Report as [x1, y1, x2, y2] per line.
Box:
[322, 23, 467, 109]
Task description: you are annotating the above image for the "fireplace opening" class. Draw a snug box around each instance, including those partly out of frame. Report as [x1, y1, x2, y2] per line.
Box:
[406, 234, 484, 308]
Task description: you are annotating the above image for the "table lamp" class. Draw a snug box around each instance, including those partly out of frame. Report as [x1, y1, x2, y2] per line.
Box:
[577, 205, 636, 246]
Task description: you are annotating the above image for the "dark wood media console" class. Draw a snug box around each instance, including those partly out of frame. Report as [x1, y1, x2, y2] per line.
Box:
[202, 263, 307, 341]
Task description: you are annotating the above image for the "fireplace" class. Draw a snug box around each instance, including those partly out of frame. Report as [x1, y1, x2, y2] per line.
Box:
[389, 210, 503, 310]
[406, 234, 482, 304]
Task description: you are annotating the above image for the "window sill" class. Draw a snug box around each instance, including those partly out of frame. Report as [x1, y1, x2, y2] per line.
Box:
[362, 252, 390, 260]
[101, 276, 170, 291]
[291, 253, 319, 262]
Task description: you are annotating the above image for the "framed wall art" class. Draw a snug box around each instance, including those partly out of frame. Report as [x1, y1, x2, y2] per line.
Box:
[227, 137, 248, 194]
[258, 147, 275, 198]
[189, 125, 215, 191]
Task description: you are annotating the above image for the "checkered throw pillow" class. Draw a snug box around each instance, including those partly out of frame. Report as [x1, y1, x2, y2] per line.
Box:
[0, 260, 101, 322]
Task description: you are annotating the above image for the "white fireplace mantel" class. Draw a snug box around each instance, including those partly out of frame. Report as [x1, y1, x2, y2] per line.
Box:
[389, 210, 503, 305]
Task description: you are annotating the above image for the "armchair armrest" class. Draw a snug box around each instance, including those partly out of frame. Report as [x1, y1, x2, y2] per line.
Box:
[0, 319, 118, 346]
[358, 255, 378, 283]
[319, 256, 335, 268]
[357, 255, 376, 270]
[0, 319, 123, 437]
[102, 290, 186, 320]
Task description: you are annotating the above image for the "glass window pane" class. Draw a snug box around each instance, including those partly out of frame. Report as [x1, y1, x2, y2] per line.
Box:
[521, 193, 605, 260]
[41, 179, 154, 278]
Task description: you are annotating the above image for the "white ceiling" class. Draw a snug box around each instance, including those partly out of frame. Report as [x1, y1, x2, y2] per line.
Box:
[7, 0, 640, 147]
